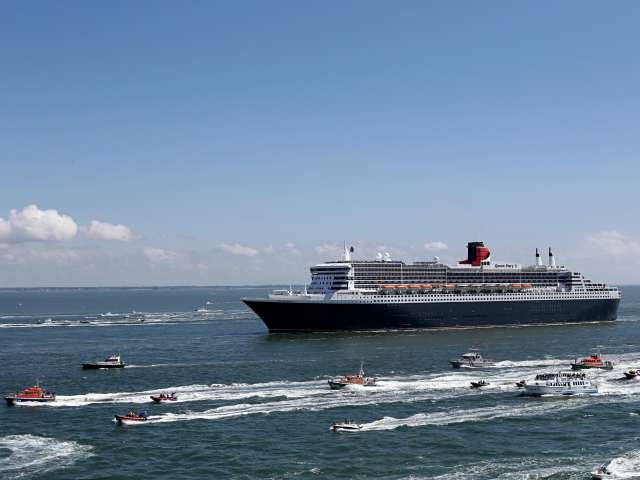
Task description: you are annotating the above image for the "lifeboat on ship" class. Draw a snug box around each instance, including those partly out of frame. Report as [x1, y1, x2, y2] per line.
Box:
[114, 411, 148, 425]
[150, 392, 178, 403]
[5, 382, 56, 405]
[570, 352, 614, 370]
[328, 363, 377, 389]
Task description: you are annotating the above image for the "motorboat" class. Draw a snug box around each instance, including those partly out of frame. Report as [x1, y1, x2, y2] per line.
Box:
[5, 382, 55, 405]
[570, 352, 613, 370]
[515, 380, 527, 388]
[114, 411, 148, 425]
[82, 354, 125, 369]
[470, 380, 489, 389]
[624, 369, 638, 380]
[523, 371, 597, 396]
[328, 363, 377, 389]
[450, 350, 495, 369]
[150, 392, 178, 403]
[330, 420, 362, 432]
[194, 301, 213, 313]
[591, 464, 612, 479]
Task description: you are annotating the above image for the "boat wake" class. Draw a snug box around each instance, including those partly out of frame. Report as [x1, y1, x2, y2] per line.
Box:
[360, 399, 592, 431]
[0, 435, 93, 479]
[44, 351, 640, 409]
[601, 449, 640, 479]
[50, 380, 330, 407]
[423, 453, 611, 479]
[0, 309, 249, 329]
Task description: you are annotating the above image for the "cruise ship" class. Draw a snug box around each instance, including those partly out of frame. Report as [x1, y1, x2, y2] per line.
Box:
[243, 242, 621, 332]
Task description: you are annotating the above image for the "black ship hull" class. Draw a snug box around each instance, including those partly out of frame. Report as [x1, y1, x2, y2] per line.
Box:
[243, 298, 620, 332]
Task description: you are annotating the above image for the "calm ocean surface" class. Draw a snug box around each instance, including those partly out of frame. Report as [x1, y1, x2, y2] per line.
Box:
[1, 286, 640, 479]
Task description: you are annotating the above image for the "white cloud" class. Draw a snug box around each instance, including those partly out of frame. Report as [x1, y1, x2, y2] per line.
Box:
[586, 231, 640, 256]
[0, 204, 78, 242]
[424, 241, 449, 252]
[315, 243, 340, 255]
[0, 245, 82, 265]
[218, 243, 259, 257]
[143, 247, 178, 263]
[83, 220, 133, 241]
[262, 245, 275, 254]
[282, 242, 301, 256]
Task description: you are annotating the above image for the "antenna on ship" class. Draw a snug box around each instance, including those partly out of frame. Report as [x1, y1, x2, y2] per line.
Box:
[535, 248, 542, 267]
[548, 247, 556, 268]
[343, 241, 352, 261]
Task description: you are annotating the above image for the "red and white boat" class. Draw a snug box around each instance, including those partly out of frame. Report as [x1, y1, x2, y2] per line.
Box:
[5, 383, 56, 405]
[150, 392, 178, 403]
[328, 364, 377, 389]
[114, 411, 148, 425]
[570, 352, 614, 370]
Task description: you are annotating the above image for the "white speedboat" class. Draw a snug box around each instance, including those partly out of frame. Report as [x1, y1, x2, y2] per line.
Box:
[194, 301, 213, 313]
[524, 371, 597, 396]
[450, 350, 494, 369]
[330, 420, 362, 432]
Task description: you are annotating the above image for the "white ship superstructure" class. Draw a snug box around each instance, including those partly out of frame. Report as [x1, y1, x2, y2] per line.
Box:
[272, 242, 619, 305]
[523, 371, 598, 396]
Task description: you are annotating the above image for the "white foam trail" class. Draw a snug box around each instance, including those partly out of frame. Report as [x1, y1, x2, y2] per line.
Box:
[361, 399, 587, 431]
[424, 455, 596, 480]
[603, 449, 640, 478]
[0, 435, 93, 479]
[50, 380, 329, 407]
[46, 354, 640, 408]
[142, 388, 632, 427]
[493, 358, 567, 368]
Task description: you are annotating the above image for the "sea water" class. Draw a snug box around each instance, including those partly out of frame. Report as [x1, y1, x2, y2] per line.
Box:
[1, 286, 640, 479]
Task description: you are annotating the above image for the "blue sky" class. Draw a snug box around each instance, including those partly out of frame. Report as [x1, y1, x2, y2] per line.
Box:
[1, 1, 640, 286]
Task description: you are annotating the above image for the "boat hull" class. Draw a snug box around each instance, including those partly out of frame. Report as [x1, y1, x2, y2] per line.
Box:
[5, 396, 55, 405]
[523, 386, 598, 396]
[114, 415, 147, 425]
[82, 363, 125, 369]
[243, 297, 620, 332]
[328, 381, 347, 390]
[570, 364, 613, 371]
[450, 361, 495, 369]
[150, 396, 177, 403]
[330, 425, 362, 432]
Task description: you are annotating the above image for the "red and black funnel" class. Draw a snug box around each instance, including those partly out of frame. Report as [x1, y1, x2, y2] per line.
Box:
[459, 241, 490, 266]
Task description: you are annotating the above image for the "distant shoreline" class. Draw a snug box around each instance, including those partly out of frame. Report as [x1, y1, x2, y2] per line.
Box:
[0, 285, 290, 291]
